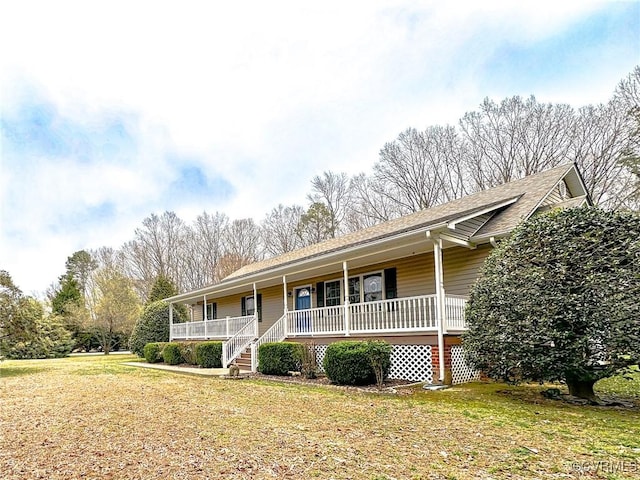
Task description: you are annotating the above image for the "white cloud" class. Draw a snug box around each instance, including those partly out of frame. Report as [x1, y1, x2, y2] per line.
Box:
[0, 0, 637, 293]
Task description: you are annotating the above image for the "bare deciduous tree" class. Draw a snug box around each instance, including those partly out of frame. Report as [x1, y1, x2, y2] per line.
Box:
[614, 66, 640, 210]
[308, 171, 351, 237]
[216, 218, 262, 279]
[122, 211, 186, 300]
[182, 211, 228, 289]
[459, 96, 574, 190]
[372, 126, 467, 215]
[346, 173, 405, 229]
[261, 204, 304, 256]
[572, 101, 635, 208]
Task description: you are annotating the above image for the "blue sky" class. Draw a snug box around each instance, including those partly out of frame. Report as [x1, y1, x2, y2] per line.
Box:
[1, 1, 639, 295]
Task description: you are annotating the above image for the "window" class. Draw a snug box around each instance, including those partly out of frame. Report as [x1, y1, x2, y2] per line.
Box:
[245, 296, 255, 316]
[242, 294, 262, 321]
[204, 302, 217, 320]
[349, 271, 384, 304]
[323, 269, 393, 305]
[325, 280, 341, 307]
[363, 274, 383, 302]
[348, 277, 361, 304]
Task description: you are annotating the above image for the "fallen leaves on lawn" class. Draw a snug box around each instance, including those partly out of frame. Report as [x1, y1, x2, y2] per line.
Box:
[1, 356, 639, 479]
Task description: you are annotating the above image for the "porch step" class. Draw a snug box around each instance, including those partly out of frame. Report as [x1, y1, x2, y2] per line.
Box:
[233, 347, 252, 370]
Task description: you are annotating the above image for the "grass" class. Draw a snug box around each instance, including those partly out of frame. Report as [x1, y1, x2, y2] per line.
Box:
[1, 355, 639, 480]
[595, 366, 640, 398]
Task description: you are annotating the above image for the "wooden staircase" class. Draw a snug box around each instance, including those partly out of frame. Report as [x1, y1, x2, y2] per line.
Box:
[233, 346, 253, 372]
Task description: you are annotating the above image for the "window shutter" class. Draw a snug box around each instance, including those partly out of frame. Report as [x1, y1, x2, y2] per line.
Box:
[257, 293, 262, 322]
[384, 268, 397, 299]
[241, 297, 246, 316]
[212, 302, 217, 320]
[316, 282, 325, 307]
[203, 303, 206, 321]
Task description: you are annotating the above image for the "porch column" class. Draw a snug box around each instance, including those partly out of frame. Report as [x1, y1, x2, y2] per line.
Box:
[253, 282, 258, 337]
[428, 231, 446, 383]
[282, 275, 289, 336]
[343, 261, 350, 336]
[203, 294, 208, 338]
[169, 303, 174, 341]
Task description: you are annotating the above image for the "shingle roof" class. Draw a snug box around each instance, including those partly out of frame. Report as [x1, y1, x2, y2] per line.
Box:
[226, 163, 577, 281]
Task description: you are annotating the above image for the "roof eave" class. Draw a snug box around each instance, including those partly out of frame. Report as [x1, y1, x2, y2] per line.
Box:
[164, 222, 450, 303]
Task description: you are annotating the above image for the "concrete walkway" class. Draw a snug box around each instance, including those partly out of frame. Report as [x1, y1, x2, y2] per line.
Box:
[122, 362, 251, 377]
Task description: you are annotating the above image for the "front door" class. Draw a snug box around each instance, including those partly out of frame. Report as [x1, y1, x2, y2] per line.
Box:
[295, 287, 312, 332]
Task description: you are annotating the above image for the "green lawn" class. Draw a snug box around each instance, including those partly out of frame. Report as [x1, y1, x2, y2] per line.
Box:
[1, 355, 638, 479]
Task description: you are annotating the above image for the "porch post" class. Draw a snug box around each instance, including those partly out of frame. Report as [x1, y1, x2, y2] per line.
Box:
[253, 282, 258, 337]
[343, 261, 350, 336]
[282, 275, 289, 336]
[169, 303, 174, 341]
[203, 294, 208, 338]
[428, 231, 446, 383]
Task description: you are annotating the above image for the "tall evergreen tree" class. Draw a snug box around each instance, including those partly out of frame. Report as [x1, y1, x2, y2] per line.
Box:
[51, 273, 82, 316]
[147, 275, 179, 304]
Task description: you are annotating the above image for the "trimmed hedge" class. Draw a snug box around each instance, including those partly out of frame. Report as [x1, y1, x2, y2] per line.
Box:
[258, 342, 303, 375]
[323, 340, 392, 386]
[162, 343, 182, 365]
[143, 342, 162, 363]
[196, 341, 223, 368]
[178, 341, 198, 365]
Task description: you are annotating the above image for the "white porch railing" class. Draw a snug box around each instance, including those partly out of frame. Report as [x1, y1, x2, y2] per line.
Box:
[286, 305, 344, 336]
[350, 295, 439, 333]
[285, 294, 462, 336]
[173, 294, 468, 366]
[444, 295, 468, 331]
[222, 316, 258, 367]
[251, 314, 287, 372]
[170, 315, 253, 340]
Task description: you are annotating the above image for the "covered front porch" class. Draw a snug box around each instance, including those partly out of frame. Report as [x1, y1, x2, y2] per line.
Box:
[284, 293, 467, 337]
[166, 228, 481, 380]
[170, 314, 255, 341]
[170, 293, 467, 340]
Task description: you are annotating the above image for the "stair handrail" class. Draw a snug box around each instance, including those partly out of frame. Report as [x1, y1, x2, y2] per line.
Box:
[251, 314, 287, 371]
[222, 316, 258, 367]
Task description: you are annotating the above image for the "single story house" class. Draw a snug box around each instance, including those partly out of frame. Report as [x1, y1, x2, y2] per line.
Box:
[164, 163, 590, 384]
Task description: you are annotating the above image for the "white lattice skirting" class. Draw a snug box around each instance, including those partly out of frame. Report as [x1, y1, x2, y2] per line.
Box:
[315, 344, 328, 373]
[450, 345, 480, 385]
[389, 345, 433, 383]
[314, 344, 433, 383]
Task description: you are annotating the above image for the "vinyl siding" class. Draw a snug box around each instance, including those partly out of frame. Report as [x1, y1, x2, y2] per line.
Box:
[184, 245, 493, 327]
[541, 180, 572, 207]
[259, 285, 285, 336]
[443, 244, 492, 296]
[453, 213, 493, 237]
[216, 293, 245, 319]
[192, 303, 204, 322]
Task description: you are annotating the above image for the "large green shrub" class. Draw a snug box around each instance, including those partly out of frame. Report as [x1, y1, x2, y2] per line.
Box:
[162, 343, 182, 365]
[323, 340, 392, 386]
[258, 342, 303, 375]
[143, 343, 162, 363]
[196, 341, 223, 368]
[178, 341, 198, 365]
[463, 207, 640, 402]
[129, 301, 184, 357]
